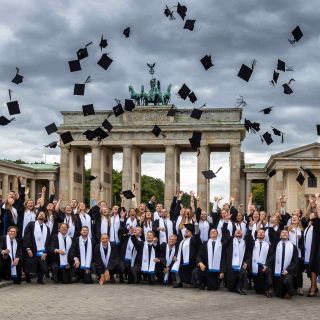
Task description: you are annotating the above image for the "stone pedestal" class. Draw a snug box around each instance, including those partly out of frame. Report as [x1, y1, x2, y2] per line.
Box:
[197, 145, 210, 212]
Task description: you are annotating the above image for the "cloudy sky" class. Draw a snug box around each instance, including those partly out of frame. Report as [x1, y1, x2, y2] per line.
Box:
[0, 0, 319, 201]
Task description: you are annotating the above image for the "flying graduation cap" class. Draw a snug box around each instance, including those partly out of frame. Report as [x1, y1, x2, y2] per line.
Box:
[45, 141, 58, 148]
[244, 119, 260, 133]
[83, 130, 97, 141]
[177, 2, 187, 20]
[74, 76, 91, 96]
[122, 190, 135, 199]
[189, 131, 202, 151]
[152, 125, 166, 138]
[316, 125, 320, 136]
[124, 99, 135, 111]
[300, 167, 316, 179]
[261, 131, 273, 145]
[123, 27, 131, 38]
[202, 167, 222, 179]
[282, 78, 295, 95]
[77, 42, 93, 60]
[200, 55, 214, 71]
[288, 26, 303, 46]
[188, 91, 197, 103]
[277, 59, 294, 72]
[184, 19, 196, 31]
[164, 5, 175, 20]
[45, 122, 58, 135]
[97, 53, 113, 70]
[7, 90, 20, 116]
[177, 83, 191, 100]
[237, 59, 256, 82]
[260, 106, 273, 114]
[112, 99, 124, 117]
[60, 131, 74, 145]
[272, 127, 284, 143]
[270, 70, 279, 86]
[190, 103, 206, 120]
[296, 172, 305, 186]
[99, 34, 108, 51]
[102, 119, 113, 132]
[94, 127, 109, 140]
[68, 59, 81, 72]
[89, 175, 97, 182]
[268, 169, 276, 178]
[167, 105, 177, 117]
[0, 116, 15, 126]
[82, 104, 95, 116]
[11, 67, 24, 85]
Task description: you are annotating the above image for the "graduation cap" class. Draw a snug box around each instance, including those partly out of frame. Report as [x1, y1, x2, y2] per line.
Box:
[272, 127, 284, 143]
[184, 223, 195, 233]
[189, 131, 202, 151]
[190, 103, 206, 120]
[270, 71, 279, 86]
[202, 167, 222, 179]
[123, 27, 130, 38]
[74, 76, 91, 96]
[188, 91, 197, 103]
[152, 125, 166, 138]
[237, 59, 256, 82]
[244, 119, 260, 133]
[261, 131, 273, 145]
[316, 125, 320, 136]
[300, 167, 316, 179]
[177, 83, 191, 100]
[177, 2, 187, 20]
[68, 59, 81, 72]
[97, 53, 113, 70]
[94, 127, 109, 140]
[89, 175, 97, 182]
[60, 131, 74, 145]
[282, 79, 295, 95]
[99, 34, 108, 51]
[7, 101, 20, 116]
[11, 67, 23, 85]
[76, 42, 92, 60]
[113, 100, 124, 117]
[83, 130, 97, 141]
[289, 26, 303, 46]
[0, 116, 15, 126]
[124, 99, 135, 111]
[236, 95, 247, 107]
[45, 122, 58, 135]
[268, 169, 276, 178]
[296, 172, 305, 186]
[45, 141, 58, 148]
[167, 105, 177, 117]
[200, 55, 214, 71]
[164, 5, 175, 20]
[102, 119, 113, 132]
[122, 190, 135, 199]
[277, 59, 294, 72]
[260, 106, 273, 114]
[184, 19, 196, 31]
[82, 104, 95, 116]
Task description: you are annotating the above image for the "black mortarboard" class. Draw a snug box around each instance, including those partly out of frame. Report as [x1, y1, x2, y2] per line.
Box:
[89, 175, 97, 181]
[123, 27, 130, 38]
[289, 26, 303, 46]
[200, 55, 213, 71]
[167, 106, 177, 117]
[296, 172, 305, 186]
[45, 123, 58, 135]
[76, 42, 92, 60]
[74, 76, 91, 96]
[102, 119, 113, 132]
[260, 106, 273, 114]
[272, 127, 284, 143]
[83, 130, 97, 141]
[300, 167, 316, 179]
[177, 2, 187, 20]
[189, 131, 202, 150]
[188, 91, 197, 103]
[317, 125, 320, 136]
[251, 122, 260, 132]
[164, 5, 175, 20]
[7, 101, 20, 115]
[184, 223, 195, 233]
[268, 169, 276, 178]
[237, 60, 256, 82]
[152, 125, 162, 137]
[124, 99, 135, 111]
[184, 19, 196, 31]
[11, 68, 23, 85]
[99, 34, 108, 51]
[82, 104, 95, 116]
[68, 59, 81, 72]
[261, 132, 273, 145]
[45, 141, 58, 148]
[277, 59, 286, 72]
[122, 190, 135, 199]
[97, 53, 113, 70]
[177, 83, 191, 100]
[244, 119, 252, 132]
[0, 116, 15, 126]
[94, 127, 109, 140]
[190, 108, 202, 120]
[113, 101, 124, 117]
[270, 71, 279, 86]
[202, 167, 222, 180]
[282, 79, 295, 95]
[244, 119, 260, 133]
[60, 131, 74, 145]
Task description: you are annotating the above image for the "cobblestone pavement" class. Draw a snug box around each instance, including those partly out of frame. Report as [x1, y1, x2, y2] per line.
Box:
[1, 280, 320, 320]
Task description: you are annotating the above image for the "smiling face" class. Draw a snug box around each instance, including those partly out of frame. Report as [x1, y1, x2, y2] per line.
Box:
[101, 234, 109, 246]
[80, 227, 89, 238]
[280, 229, 289, 240]
[59, 223, 68, 235]
[257, 229, 265, 240]
[210, 228, 218, 239]
[200, 210, 207, 221]
[8, 227, 17, 238]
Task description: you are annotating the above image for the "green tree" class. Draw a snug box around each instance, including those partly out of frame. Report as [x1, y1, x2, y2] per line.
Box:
[141, 175, 164, 205]
[252, 183, 265, 210]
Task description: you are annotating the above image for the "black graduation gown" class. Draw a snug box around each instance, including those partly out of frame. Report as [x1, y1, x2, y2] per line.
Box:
[68, 237, 95, 267]
[305, 218, 320, 274]
[0, 207, 17, 236]
[93, 216, 110, 243]
[57, 211, 81, 238]
[0, 235, 22, 281]
[93, 242, 119, 276]
[23, 221, 50, 274]
[266, 226, 281, 253]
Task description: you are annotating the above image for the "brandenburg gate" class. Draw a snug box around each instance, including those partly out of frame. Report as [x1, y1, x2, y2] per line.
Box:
[58, 105, 245, 211]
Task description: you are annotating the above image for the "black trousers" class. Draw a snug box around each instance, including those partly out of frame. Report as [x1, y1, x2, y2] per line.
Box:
[193, 267, 221, 290]
[295, 258, 304, 288]
[273, 274, 296, 297]
[226, 268, 248, 292]
[0, 258, 22, 283]
[129, 266, 155, 284]
[72, 268, 93, 284]
[51, 263, 71, 284]
[253, 268, 272, 294]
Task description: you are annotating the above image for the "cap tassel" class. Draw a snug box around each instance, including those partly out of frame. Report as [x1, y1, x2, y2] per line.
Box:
[260, 135, 264, 143]
[288, 38, 296, 46]
[85, 41, 93, 48]
[196, 148, 200, 157]
[85, 76, 91, 84]
[200, 102, 206, 109]
[251, 59, 257, 70]
[288, 78, 295, 84]
[281, 133, 284, 143]
[286, 66, 294, 72]
[8, 89, 12, 101]
[164, 5, 176, 20]
[215, 166, 222, 174]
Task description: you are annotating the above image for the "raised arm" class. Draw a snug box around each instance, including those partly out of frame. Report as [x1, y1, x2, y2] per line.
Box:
[190, 191, 195, 214]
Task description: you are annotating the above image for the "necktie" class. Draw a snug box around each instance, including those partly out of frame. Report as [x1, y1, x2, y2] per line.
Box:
[164, 220, 168, 242]
[40, 224, 43, 232]
[180, 240, 185, 264]
[63, 237, 67, 250]
[169, 247, 172, 257]
[84, 240, 88, 256]
[281, 242, 286, 273]
[212, 240, 216, 255]
[11, 240, 15, 260]
[148, 244, 153, 268]
[103, 246, 108, 257]
[259, 241, 262, 256]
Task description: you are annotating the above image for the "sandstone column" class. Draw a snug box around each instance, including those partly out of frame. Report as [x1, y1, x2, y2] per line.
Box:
[100, 147, 113, 205]
[2, 174, 9, 201]
[30, 179, 36, 201]
[245, 179, 252, 208]
[13, 176, 19, 192]
[197, 145, 210, 212]
[59, 146, 71, 207]
[91, 146, 101, 204]
[49, 179, 55, 197]
[122, 146, 133, 210]
[131, 147, 141, 206]
[230, 144, 241, 207]
[165, 145, 175, 210]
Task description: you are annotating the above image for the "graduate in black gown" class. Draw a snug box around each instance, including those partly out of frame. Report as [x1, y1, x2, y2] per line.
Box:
[0, 226, 22, 283]
[49, 223, 72, 283]
[93, 206, 110, 244]
[272, 229, 298, 299]
[23, 211, 51, 284]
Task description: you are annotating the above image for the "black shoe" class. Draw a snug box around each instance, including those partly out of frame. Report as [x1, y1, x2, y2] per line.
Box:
[37, 279, 45, 284]
[173, 283, 183, 288]
[25, 275, 31, 283]
[236, 289, 246, 295]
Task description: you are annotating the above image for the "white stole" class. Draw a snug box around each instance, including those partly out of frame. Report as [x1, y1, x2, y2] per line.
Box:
[274, 241, 293, 277]
[64, 215, 75, 238]
[171, 237, 191, 272]
[100, 242, 111, 268]
[58, 233, 72, 268]
[46, 215, 54, 233]
[79, 237, 92, 269]
[126, 218, 137, 230]
[125, 237, 135, 262]
[141, 243, 156, 273]
[143, 221, 152, 238]
[199, 220, 210, 242]
[289, 227, 302, 258]
[251, 240, 269, 275]
[34, 221, 47, 256]
[164, 244, 175, 283]
[217, 220, 233, 239]
[22, 210, 36, 237]
[231, 238, 246, 271]
[153, 211, 161, 221]
[100, 216, 109, 235]
[207, 239, 222, 272]
[79, 213, 92, 237]
[130, 237, 141, 268]
[304, 225, 313, 264]
[175, 216, 182, 234]
[235, 222, 247, 239]
[110, 215, 120, 243]
[6, 235, 17, 277]
[159, 218, 173, 244]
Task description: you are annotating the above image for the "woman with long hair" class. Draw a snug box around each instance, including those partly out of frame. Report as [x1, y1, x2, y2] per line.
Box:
[141, 210, 153, 241]
[93, 206, 110, 243]
[57, 204, 79, 238]
[77, 202, 92, 238]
